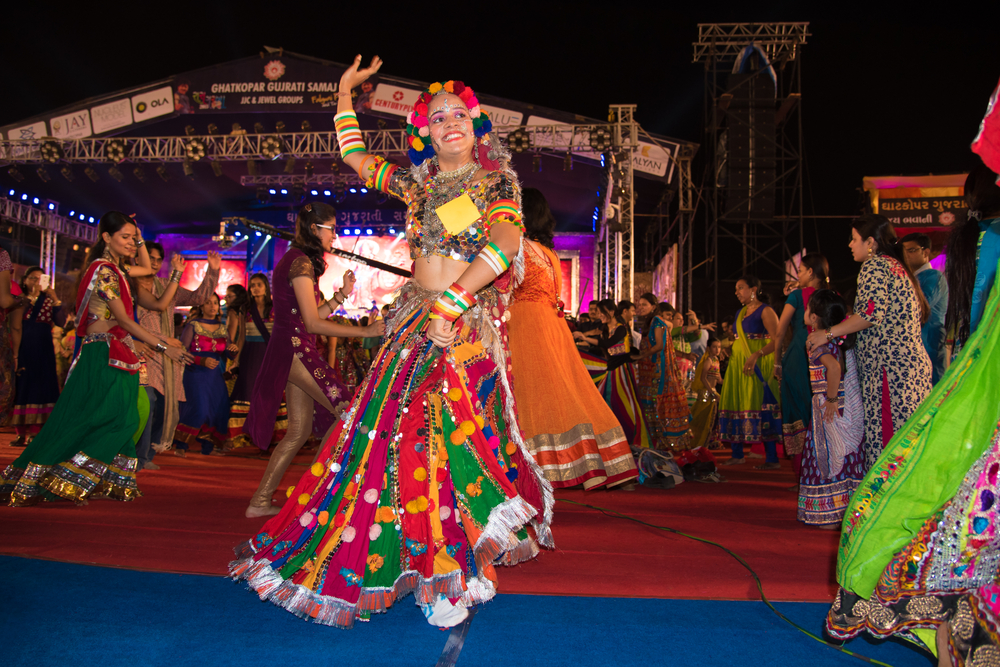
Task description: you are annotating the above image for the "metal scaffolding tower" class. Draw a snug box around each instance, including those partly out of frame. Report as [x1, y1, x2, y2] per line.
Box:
[693, 22, 809, 320]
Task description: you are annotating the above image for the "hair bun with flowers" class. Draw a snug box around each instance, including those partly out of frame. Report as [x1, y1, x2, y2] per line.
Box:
[405, 80, 492, 166]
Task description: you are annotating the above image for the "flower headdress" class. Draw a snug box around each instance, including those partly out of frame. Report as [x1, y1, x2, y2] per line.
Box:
[405, 80, 493, 166]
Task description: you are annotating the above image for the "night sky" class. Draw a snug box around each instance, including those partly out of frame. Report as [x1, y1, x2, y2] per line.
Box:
[3, 3, 997, 301]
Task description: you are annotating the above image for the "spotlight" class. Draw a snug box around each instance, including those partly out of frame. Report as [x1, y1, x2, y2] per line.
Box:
[311, 189, 319, 196]
[342, 228, 351, 236]
[69, 210, 75, 216]
[156, 164, 171, 182]
[185, 125, 196, 136]
[40, 140, 63, 163]
[109, 166, 125, 182]
[133, 166, 147, 182]
[257, 186, 270, 204]
[398, 119, 408, 129]
[21, 193, 27, 200]
[231, 122, 244, 134]
[247, 160, 259, 176]
[563, 152, 573, 171]
[211, 160, 223, 177]
[7, 189, 13, 196]
[207, 123, 219, 135]
[85, 166, 100, 182]
[269, 189, 276, 195]
[32, 197, 39, 204]
[333, 182, 346, 203]
[377, 119, 387, 130]
[183, 160, 195, 179]
[291, 184, 304, 202]
[331, 162, 340, 174]
[275, 121, 286, 132]
[73, 244, 79, 251]
[301, 120, 312, 132]
[60, 166, 74, 182]
[388, 228, 395, 234]
[365, 229, 373, 236]
[185, 137, 206, 161]
[104, 139, 127, 163]
[36, 166, 51, 182]
[280, 188, 288, 195]
[354, 229, 361, 235]
[89, 216, 95, 223]
[284, 155, 296, 174]
[254, 123, 265, 134]
[508, 127, 531, 153]
[360, 187, 368, 194]
[79, 213, 85, 220]
[7, 166, 24, 182]
[304, 161, 314, 178]
[323, 189, 331, 196]
[589, 126, 613, 152]
[533, 154, 541, 172]
[349, 187, 357, 194]
[261, 136, 282, 159]
[255, 231, 262, 237]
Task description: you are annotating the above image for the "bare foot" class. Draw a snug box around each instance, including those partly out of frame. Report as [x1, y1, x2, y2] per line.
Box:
[245, 504, 281, 519]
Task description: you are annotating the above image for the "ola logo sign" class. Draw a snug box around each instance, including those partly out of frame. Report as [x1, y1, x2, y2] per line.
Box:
[136, 102, 147, 113]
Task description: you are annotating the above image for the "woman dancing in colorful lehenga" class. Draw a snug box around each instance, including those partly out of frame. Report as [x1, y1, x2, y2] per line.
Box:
[230, 56, 553, 629]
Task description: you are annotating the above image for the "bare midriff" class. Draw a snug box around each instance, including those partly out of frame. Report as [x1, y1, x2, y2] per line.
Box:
[412, 255, 471, 293]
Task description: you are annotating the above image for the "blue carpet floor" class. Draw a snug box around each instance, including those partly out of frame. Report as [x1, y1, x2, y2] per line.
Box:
[2, 556, 930, 667]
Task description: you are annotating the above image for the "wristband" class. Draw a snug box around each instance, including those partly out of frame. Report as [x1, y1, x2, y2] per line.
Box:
[478, 242, 511, 277]
[334, 111, 366, 158]
[825, 328, 833, 342]
[136, 239, 145, 248]
[169, 269, 183, 284]
[155, 342, 167, 353]
[429, 283, 476, 323]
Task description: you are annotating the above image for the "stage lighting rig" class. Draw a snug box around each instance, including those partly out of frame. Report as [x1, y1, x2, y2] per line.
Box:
[304, 161, 314, 179]
[211, 160, 224, 177]
[377, 119, 387, 130]
[291, 184, 304, 203]
[563, 152, 573, 171]
[589, 126, 612, 152]
[284, 155, 296, 174]
[231, 123, 245, 135]
[507, 127, 531, 153]
[40, 140, 63, 163]
[248, 160, 259, 176]
[333, 182, 346, 204]
[207, 123, 218, 135]
[36, 166, 51, 182]
[156, 164, 171, 182]
[84, 166, 100, 183]
[256, 186, 270, 204]
[275, 121, 286, 132]
[254, 123, 265, 134]
[261, 136, 282, 160]
[109, 166, 125, 182]
[183, 160, 195, 179]
[7, 166, 24, 182]
[60, 166, 74, 182]
[185, 125, 196, 136]
[533, 154, 541, 172]
[133, 166, 147, 182]
[301, 120, 312, 132]
[105, 139, 127, 163]
[185, 137, 207, 161]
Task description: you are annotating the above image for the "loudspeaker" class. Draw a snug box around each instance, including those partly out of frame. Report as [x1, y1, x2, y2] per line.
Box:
[723, 70, 776, 221]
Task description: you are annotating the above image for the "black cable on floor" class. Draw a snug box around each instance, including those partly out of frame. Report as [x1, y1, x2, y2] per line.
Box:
[556, 499, 895, 667]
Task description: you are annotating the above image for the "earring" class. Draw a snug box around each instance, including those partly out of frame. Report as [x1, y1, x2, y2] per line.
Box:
[867, 245, 873, 260]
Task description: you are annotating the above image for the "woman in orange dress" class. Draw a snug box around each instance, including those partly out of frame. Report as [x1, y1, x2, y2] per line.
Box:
[507, 189, 637, 489]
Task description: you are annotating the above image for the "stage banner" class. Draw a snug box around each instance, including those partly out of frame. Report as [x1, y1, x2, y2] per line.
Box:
[6, 121, 47, 141]
[50, 109, 92, 139]
[878, 196, 968, 227]
[174, 56, 343, 114]
[179, 259, 248, 297]
[319, 236, 412, 311]
[132, 86, 174, 123]
[91, 98, 133, 135]
[370, 83, 422, 117]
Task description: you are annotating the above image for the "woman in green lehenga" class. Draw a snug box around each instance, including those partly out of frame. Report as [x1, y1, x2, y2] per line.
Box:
[0, 212, 192, 507]
[826, 163, 1000, 666]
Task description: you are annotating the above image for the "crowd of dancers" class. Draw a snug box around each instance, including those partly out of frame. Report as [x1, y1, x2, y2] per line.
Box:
[2, 56, 1000, 665]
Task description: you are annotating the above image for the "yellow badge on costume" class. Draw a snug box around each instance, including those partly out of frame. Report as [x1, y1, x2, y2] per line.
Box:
[435, 194, 480, 235]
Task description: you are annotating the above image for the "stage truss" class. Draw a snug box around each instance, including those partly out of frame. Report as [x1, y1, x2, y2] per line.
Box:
[693, 22, 809, 321]
[0, 116, 695, 303]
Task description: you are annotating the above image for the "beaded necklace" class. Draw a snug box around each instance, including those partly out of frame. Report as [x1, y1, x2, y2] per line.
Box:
[417, 161, 480, 258]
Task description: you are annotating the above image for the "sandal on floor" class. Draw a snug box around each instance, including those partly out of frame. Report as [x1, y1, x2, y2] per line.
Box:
[720, 457, 745, 466]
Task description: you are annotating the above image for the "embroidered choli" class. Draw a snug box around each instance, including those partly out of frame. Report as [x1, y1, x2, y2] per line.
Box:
[374, 166, 523, 262]
[181, 320, 230, 358]
[87, 265, 123, 326]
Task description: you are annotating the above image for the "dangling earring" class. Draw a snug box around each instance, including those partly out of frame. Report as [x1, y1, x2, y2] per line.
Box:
[472, 136, 483, 171]
[867, 245, 873, 260]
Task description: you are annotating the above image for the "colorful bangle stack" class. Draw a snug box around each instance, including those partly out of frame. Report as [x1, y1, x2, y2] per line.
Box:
[169, 269, 183, 284]
[479, 242, 511, 277]
[429, 284, 476, 322]
[364, 155, 399, 193]
[334, 111, 366, 158]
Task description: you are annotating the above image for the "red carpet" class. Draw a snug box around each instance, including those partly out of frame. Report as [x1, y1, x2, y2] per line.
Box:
[0, 430, 839, 603]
